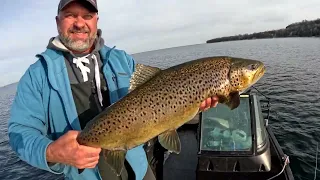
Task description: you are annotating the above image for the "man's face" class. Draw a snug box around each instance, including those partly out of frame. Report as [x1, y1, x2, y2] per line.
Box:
[56, 2, 98, 53]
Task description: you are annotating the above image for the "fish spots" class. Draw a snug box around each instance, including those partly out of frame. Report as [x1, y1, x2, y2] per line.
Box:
[77, 56, 262, 147]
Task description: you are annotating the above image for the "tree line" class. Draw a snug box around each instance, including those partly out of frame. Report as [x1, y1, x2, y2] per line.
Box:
[206, 18, 320, 43]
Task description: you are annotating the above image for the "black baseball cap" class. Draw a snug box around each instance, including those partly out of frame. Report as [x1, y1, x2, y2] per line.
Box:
[57, 0, 98, 14]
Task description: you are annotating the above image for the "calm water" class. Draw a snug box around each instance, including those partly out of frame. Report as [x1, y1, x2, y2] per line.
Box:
[0, 38, 319, 180]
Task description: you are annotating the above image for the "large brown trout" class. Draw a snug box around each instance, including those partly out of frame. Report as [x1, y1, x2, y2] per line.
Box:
[76, 56, 265, 176]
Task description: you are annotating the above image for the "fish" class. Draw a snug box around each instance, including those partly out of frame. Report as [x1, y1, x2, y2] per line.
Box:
[76, 56, 265, 176]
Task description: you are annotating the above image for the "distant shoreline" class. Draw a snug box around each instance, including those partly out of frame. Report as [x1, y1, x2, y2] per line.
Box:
[3, 20, 320, 89]
[206, 18, 320, 43]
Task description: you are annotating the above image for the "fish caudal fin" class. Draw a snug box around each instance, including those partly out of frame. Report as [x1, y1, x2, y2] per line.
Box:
[158, 130, 181, 154]
[103, 149, 127, 176]
[129, 64, 162, 92]
[226, 92, 240, 110]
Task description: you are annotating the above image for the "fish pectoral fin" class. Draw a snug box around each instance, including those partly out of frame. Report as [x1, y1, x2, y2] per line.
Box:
[226, 91, 240, 110]
[158, 129, 181, 154]
[102, 149, 127, 176]
[129, 64, 162, 92]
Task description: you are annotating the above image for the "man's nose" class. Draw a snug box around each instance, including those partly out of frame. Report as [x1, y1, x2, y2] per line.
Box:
[74, 16, 85, 28]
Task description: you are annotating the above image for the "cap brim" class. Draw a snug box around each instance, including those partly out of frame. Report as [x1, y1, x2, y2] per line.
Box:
[58, 0, 98, 14]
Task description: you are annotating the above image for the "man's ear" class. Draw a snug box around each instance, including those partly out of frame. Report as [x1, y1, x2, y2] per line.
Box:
[55, 15, 59, 26]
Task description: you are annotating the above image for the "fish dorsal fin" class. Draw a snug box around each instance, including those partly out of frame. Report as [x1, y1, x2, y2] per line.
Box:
[158, 129, 181, 154]
[129, 63, 162, 92]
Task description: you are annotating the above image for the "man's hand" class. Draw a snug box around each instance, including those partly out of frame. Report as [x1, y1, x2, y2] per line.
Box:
[200, 96, 219, 111]
[46, 130, 101, 169]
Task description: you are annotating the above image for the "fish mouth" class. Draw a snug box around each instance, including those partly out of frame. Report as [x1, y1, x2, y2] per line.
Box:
[255, 64, 266, 80]
[240, 64, 265, 94]
[251, 64, 266, 85]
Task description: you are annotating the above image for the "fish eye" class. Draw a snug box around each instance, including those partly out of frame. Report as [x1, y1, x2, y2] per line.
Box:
[248, 64, 257, 70]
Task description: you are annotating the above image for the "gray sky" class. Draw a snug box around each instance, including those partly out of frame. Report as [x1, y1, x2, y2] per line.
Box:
[1, 0, 319, 87]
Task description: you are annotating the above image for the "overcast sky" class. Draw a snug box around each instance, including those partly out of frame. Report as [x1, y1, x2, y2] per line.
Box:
[1, 0, 319, 87]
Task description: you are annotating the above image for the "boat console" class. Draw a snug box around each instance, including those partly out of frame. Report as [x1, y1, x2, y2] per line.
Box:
[197, 93, 271, 179]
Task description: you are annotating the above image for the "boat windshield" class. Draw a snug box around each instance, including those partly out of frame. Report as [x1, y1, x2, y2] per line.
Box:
[200, 94, 252, 152]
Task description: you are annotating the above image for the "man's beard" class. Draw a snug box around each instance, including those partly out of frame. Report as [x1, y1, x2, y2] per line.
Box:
[58, 27, 97, 52]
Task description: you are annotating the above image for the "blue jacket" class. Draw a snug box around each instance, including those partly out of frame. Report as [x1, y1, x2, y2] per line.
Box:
[8, 45, 148, 180]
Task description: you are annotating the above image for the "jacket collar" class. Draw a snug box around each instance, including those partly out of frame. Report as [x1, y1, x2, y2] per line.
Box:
[35, 45, 115, 130]
[35, 45, 114, 91]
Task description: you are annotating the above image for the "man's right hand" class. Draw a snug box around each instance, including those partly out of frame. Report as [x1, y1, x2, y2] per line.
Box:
[46, 130, 101, 169]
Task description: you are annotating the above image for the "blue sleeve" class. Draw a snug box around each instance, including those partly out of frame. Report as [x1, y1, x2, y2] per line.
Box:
[7, 67, 64, 174]
[125, 52, 136, 75]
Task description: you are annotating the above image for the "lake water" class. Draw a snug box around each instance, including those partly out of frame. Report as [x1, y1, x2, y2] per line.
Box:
[0, 38, 319, 180]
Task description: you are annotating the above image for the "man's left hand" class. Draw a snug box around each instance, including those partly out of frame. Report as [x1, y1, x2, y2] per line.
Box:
[200, 96, 219, 111]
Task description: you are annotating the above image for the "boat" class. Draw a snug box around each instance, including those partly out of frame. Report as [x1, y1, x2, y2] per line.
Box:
[143, 88, 295, 180]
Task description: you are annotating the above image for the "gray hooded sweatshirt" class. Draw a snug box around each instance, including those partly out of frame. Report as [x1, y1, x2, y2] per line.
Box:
[47, 29, 110, 129]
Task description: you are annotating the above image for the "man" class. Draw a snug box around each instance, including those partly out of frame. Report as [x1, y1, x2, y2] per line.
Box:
[8, 0, 218, 179]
